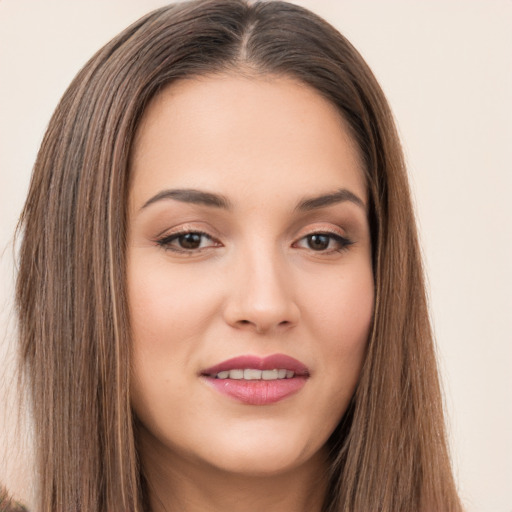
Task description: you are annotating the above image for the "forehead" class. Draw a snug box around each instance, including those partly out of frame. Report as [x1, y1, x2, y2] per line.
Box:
[129, 74, 366, 209]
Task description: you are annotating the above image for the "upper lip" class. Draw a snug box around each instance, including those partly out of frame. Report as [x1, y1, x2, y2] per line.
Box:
[201, 354, 310, 377]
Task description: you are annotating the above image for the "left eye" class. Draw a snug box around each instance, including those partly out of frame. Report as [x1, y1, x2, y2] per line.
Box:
[157, 231, 218, 252]
[295, 233, 351, 252]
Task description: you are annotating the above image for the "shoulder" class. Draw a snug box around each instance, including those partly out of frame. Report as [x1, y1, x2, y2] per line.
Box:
[0, 486, 29, 512]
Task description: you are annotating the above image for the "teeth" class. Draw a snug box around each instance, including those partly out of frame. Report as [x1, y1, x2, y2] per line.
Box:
[214, 369, 295, 380]
[229, 369, 244, 380]
[262, 369, 278, 380]
[244, 369, 262, 380]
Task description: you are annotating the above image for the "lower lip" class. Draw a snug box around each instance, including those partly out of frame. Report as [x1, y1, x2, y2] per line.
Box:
[204, 377, 307, 405]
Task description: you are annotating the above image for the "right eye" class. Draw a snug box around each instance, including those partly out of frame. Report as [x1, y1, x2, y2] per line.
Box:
[156, 231, 220, 253]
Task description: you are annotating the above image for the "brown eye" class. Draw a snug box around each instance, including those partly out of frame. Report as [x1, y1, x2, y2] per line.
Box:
[307, 234, 330, 251]
[294, 232, 353, 253]
[156, 231, 220, 253]
[178, 233, 203, 249]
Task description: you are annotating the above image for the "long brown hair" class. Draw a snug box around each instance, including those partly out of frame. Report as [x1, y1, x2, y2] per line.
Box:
[16, 1, 463, 510]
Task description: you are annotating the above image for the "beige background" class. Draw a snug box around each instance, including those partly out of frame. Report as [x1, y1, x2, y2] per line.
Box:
[1, 1, 511, 510]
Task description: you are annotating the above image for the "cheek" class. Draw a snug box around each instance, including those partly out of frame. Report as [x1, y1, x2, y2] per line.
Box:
[127, 255, 212, 435]
[128, 254, 219, 345]
[127, 255, 214, 412]
[300, 260, 374, 389]
[304, 257, 373, 333]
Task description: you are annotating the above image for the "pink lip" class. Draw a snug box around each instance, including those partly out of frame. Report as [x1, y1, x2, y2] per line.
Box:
[202, 354, 309, 376]
[201, 354, 309, 406]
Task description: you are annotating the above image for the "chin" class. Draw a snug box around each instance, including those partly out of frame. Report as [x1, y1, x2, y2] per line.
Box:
[196, 423, 326, 477]
[205, 450, 315, 478]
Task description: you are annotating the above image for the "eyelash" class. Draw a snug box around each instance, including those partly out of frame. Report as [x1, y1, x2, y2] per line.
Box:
[156, 230, 220, 254]
[293, 231, 353, 253]
[155, 229, 353, 254]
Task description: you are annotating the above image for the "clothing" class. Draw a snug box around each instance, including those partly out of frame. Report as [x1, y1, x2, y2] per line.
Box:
[0, 486, 28, 512]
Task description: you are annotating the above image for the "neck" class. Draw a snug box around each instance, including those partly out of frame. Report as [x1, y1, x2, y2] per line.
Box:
[139, 436, 329, 512]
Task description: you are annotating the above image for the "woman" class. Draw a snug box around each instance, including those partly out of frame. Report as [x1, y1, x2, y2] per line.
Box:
[10, 0, 463, 510]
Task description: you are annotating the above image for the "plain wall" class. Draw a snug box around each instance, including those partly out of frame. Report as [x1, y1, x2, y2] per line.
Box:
[1, 1, 511, 510]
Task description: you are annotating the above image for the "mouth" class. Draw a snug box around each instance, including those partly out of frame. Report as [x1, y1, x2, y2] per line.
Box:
[210, 368, 296, 380]
[201, 354, 309, 405]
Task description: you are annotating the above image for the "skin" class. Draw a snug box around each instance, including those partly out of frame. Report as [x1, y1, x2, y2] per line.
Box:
[127, 74, 374, 512]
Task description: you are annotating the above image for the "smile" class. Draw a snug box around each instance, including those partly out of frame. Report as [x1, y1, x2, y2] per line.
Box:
[213, 369, 295, 380]
[201, 354, 309, 405]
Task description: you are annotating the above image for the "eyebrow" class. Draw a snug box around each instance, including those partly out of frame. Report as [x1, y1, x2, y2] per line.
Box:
[296, 188, 366, 212]
[140, 187, 365, 213]
[141, 188, 232, 210]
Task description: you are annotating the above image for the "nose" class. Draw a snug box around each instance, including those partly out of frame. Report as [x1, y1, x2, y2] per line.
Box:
[222, 245, 300, 334]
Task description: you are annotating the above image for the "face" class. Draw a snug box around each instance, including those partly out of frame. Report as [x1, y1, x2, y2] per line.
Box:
[127, 74, 374, 478]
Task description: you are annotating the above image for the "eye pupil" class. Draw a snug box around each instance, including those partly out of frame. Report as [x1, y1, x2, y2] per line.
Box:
[307, 234, 330, 250]
[179, 233, 202, 249]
